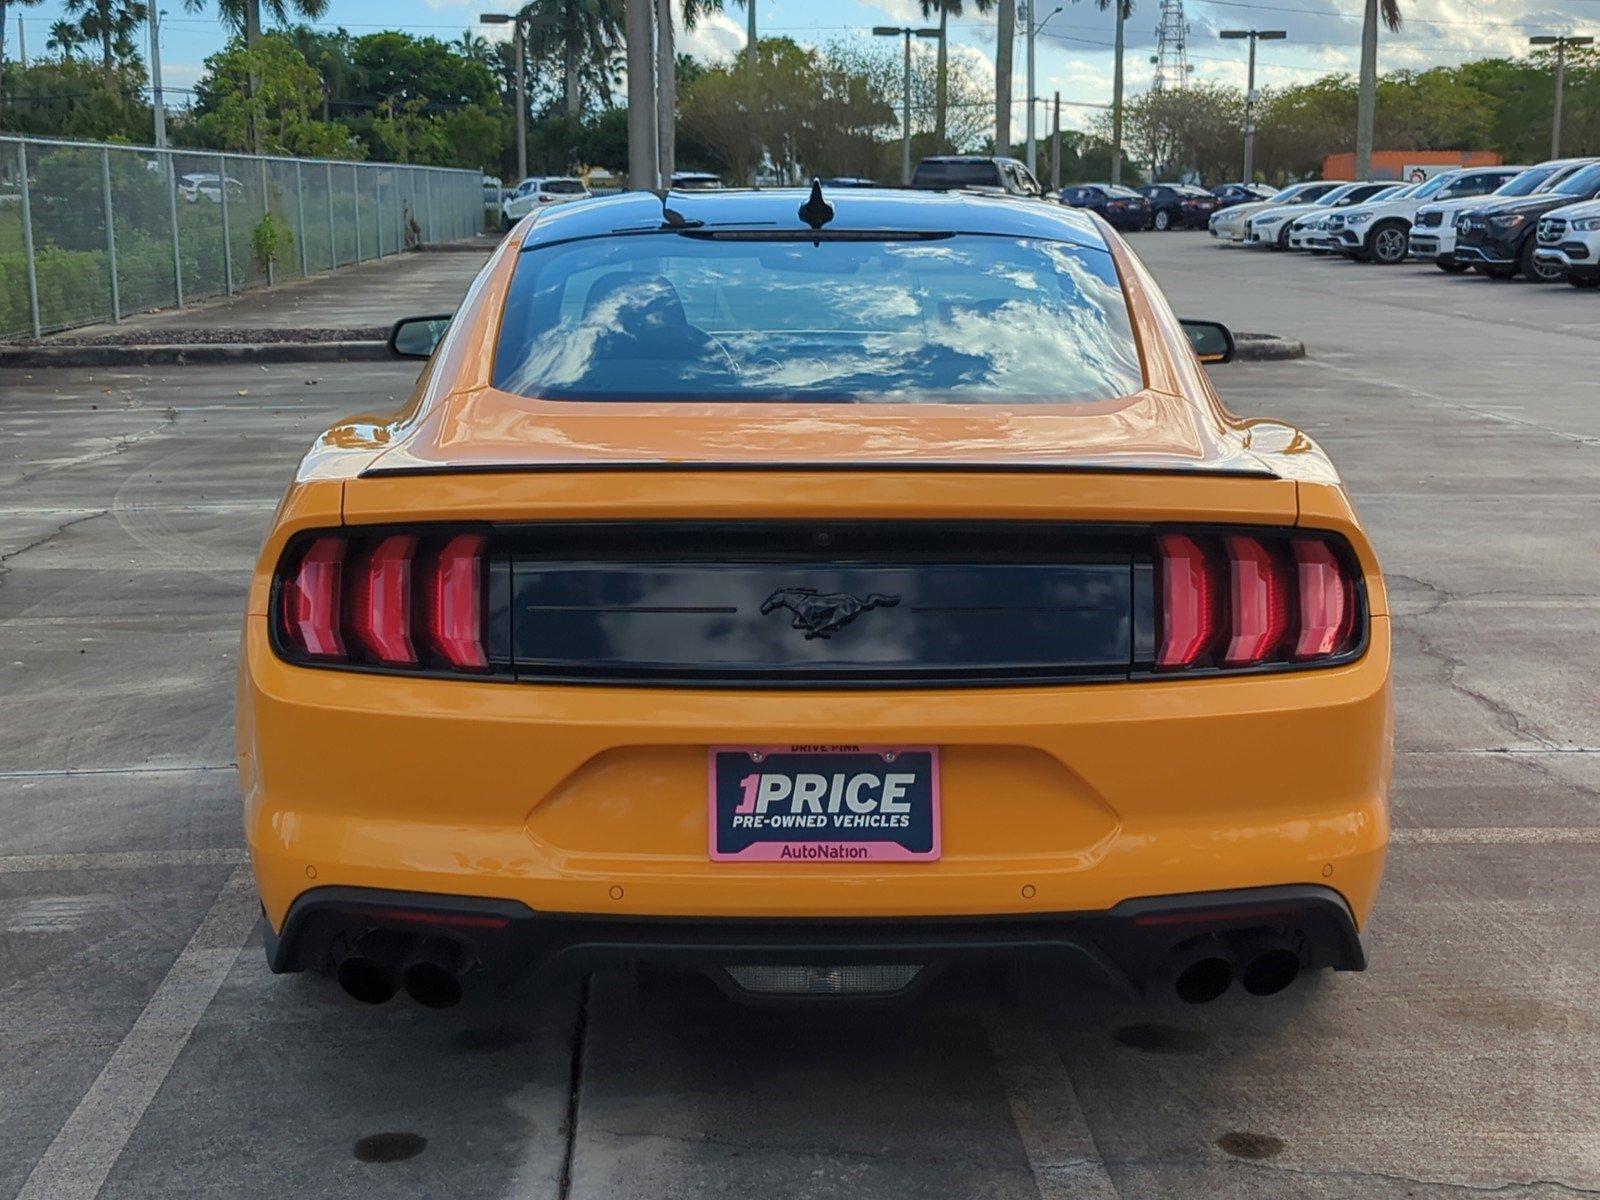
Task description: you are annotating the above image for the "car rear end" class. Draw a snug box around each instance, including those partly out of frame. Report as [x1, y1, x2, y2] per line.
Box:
[240, 195, 1390, 1008]
[1102, 194, 1151, 230]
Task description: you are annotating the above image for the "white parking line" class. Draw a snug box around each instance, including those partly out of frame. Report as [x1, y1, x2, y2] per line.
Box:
[0, 764, 235, 780]
[0, 849, 248, 874]
[13, 864, 259, 1200]
[984, 1010, 1122, 1199]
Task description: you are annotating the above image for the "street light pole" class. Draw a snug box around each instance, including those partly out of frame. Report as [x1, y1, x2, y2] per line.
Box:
[1023, 3, 1061, 173]
[873, 25, 941, 185]
[481, 11, 557, 183]
[1220, 29, 1285, 183]
[148, 5, 167, 150]
[1530, 34, 1594, 158]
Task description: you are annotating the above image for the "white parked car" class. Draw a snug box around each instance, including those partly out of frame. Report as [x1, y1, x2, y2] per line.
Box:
[1246, 181, 1394, 250]
[1289, 189, 1409, 252]
[1411, 160, 1583, 273]
[500, 176, 590, 229]
[1534, 198, 1600, 288]
[1208, 180, 1344, 242]
[178, 173, 244, 204]
[1329, 166, 1521, 264]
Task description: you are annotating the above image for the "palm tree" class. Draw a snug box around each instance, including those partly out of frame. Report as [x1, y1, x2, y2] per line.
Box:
[994, 0, 1014, 155]
[1355, 0, 1401, 178]
[654, 0, 743, 183]
[46, 16, 86, 57]
[455, 29, 497, 68]
[62, 0, 145, 83]
[523, 0, 624, 115]
[184, 0, 330, 52]
[919, 0, 994, 149]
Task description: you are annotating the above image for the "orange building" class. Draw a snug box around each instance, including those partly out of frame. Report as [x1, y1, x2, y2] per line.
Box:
[1323, 150, 1504, 181]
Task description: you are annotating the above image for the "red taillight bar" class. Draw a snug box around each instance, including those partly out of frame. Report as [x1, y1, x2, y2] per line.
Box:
[275, 530, 489, 674]
[282, 536, 346, 660]
[1158, 530, 1361, 672]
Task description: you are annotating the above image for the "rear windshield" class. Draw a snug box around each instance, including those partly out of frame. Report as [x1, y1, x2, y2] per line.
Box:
[542, 179, 586, 195]
[913, 160, 1002, 188]
[493, 233, 1142, 404]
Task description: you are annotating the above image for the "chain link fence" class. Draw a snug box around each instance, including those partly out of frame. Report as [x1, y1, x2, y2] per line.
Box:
[0, 135, 484, 341]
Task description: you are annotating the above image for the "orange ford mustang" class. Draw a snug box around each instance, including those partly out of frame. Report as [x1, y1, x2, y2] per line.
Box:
[237, 186, 1390, 1009]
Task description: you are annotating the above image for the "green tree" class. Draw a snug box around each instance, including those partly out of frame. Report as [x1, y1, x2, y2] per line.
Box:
[194, 33, 353, 154]
[61, 0, 146, 83]
[522, 0, 624, 115]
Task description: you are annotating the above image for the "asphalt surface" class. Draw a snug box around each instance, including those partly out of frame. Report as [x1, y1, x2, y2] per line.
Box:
[2, 232, 1597, 1200]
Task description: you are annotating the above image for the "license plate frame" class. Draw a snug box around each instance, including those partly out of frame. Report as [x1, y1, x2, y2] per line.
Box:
[708, 745, 941, 863]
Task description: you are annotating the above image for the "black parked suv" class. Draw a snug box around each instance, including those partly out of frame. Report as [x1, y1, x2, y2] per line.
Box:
[1136, 183, 1219, 230]
[1056, 183, 1152, 230]
[910, 156, 1045, 198]
[1454, 158, 1600, 281]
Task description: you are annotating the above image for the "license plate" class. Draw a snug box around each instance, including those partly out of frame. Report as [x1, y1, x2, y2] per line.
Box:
[708, 745, 941, 863]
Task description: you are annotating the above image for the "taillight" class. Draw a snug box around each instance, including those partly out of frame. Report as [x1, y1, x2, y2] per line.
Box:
[422, 533, 488, 670]
[1156, 530, 1362, 672]
[275, 530, 490, 674]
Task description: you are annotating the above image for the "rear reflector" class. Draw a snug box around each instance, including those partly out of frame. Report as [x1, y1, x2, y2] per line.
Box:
[1158, 530, 1361, 672]
[275, 529, 489, 674]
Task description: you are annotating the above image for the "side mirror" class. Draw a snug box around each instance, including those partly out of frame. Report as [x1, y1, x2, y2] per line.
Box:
[1180, 318, 1235, 365]
[387, 314, 452, 360]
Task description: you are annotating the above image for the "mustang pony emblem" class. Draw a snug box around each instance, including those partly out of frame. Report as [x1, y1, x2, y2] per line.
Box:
[759, 587, 901, 639]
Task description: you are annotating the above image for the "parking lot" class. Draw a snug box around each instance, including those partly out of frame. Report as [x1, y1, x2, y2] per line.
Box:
[2, 232, 1596, 1199]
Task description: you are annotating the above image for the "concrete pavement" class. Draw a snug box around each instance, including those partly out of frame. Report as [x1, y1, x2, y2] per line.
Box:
[1, 231, 1596, 1200]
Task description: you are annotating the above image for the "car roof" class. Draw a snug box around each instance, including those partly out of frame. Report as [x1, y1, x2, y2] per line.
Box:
[516, 187, 1109, 253]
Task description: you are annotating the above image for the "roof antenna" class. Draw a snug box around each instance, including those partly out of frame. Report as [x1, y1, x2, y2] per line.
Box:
[654, 187, 702, 230]
[798, 178, 835, 230]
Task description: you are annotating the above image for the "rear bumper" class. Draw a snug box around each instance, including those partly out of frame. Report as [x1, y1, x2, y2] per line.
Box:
[265, 881, 1367, 994]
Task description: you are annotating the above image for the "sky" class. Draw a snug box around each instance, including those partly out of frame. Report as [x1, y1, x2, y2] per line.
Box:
[12, 0, 1600, 138]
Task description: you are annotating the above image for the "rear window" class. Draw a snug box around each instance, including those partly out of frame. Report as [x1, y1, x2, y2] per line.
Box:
[493, 233, 1142, 405]
[542, 179, 586, 195]
[913, 160, 1002, 188]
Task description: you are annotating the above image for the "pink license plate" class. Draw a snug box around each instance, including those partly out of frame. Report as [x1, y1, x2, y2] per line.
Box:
[708, 745, 941, 863]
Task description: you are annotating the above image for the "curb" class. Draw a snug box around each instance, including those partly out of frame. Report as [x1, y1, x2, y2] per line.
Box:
[0, 341, 389, 368]
[1231, 334, 1305, 362]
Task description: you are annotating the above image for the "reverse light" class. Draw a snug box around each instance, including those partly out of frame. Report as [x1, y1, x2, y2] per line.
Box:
[1157, 531, 1362, 673]
[275, 529, 490, 674]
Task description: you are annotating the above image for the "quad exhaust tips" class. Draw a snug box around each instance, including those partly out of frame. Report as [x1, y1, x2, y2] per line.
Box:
[333, 932, 471, 1009]
[1167, 934, 1302, 1003]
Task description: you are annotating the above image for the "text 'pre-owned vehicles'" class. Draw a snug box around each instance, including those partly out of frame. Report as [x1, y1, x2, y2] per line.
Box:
[1453, 157, 1600, 281]
[1056, 183, 1152, 230]
[1209, 180, 1344, 242]
[1137, 183, 1218, 230]
[240, 185, 1391, 1011]
[1329, 166, 1521, 264]
[1535, 198, 1600, 287]
[500, 176, 591, 229]
[1410, 160, 1570, 272]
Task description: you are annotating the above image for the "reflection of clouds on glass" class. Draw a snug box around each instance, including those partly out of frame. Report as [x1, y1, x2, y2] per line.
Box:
[495, 235, 1143, 404]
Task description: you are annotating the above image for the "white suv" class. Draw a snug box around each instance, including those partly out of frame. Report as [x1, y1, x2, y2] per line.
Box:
[1250, 182, 1394, 250]
[1330, 167, 1521, 263]
[500, 176, 590, 229]
[1533, 198, 1600, 288]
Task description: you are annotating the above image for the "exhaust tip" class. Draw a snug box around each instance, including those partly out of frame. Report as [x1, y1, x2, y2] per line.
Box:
[1173, 956, 1233, 1004]
[1241, 948, 1301, 996]
[402, 960, 465, 1010]
[337, 955, 398, 1005]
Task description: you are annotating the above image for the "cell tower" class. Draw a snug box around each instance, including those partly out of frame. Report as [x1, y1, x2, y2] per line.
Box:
[1152, 0, 1191, 91]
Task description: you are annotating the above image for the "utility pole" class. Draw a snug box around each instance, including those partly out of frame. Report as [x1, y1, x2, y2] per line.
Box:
[1110, 0, 1126, 184]
[995, 0, 1014, 156]
[873, 25, 940, 185]
[1354, 0, 1378, 179]
[1219, 28, 1285, 183]
[626, 0, 659, 188]
[480, 11, 556, 183]
[18, 15, 27, 68]
[1530, 34, 1594, 158]
[1051, 91, 1061, 191]
[1023, 3, 1061, 173]
[149, 5, 167, 150]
